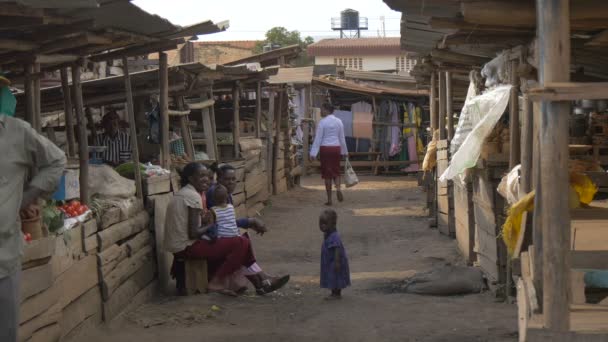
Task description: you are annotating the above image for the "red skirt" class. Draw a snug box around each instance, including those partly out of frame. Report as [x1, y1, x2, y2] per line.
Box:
[319, 146, 341, 179]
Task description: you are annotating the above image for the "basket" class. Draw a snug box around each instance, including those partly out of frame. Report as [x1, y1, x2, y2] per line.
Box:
[21, 216, 47, 240]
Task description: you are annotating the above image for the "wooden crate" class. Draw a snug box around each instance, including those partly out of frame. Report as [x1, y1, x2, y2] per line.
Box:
[143, 174, 171, 196]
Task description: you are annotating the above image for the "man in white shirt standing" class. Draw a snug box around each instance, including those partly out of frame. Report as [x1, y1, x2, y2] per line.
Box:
[310, 102, 349, 206]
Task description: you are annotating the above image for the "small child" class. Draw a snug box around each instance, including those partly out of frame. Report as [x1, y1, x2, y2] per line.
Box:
[319, 208, 350, 299]
[209, 184, 240, 238]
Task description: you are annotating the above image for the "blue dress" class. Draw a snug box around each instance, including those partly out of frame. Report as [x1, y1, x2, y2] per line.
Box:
[320, 231, 351, 289]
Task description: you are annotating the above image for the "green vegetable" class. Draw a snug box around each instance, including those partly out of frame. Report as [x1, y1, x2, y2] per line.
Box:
[42, 204, 64, 233]
[115, 162, 146, 180]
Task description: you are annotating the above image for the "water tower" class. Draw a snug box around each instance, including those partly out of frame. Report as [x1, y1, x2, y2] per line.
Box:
[332, 9, 368, 38]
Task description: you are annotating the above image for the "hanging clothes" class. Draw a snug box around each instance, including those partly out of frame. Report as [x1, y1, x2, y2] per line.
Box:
[333, 110, 354, 137]
[351, 101, 372, 113]
[388, 101, 401, 157]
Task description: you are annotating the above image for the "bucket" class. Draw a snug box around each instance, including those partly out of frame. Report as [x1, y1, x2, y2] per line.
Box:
[21, 216, 46, 240]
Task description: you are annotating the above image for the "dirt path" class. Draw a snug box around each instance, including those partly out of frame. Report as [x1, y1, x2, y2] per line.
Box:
[85, 176, 517, 342]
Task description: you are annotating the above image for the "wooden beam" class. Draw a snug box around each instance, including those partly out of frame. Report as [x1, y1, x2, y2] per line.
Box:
[233, 82, 241, 158]
[273, 90, 283, 195]
[0, 38, 38, 51]
[255, 81, 262, 138]
[209, 86, 219, 160]
[25, 64, 35, 127]
[446, 71, 454, 140]
[176, 96, 194, 161]
[509, 60, 521, 169]
[521, 95, 533, 194]
[267, 91, 275, 194]
[89, 40, 182, 63]
[429, 17, 533, 33]
[122, 56, 143, 201]
[72, 64, 89, 205]
[303, 85, 311, 176]
[430, 71, 438, 130]
[200, 91, 216, 160]
[33, 63, 41, 132]
[35, 54, 79, 65]
[438, 71, 447, 140]
[60, 67, 76, 157]
[159, 52, 171, 169]
[537, 0, 571, 332]
[431, 49, 492, 66]
[528, 82, 608, 101]
[187, 99, 214, 110]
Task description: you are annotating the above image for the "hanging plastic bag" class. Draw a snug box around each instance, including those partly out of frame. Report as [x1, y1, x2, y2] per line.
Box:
[344, 158, 359, 188]
[440, 85, 512, 182]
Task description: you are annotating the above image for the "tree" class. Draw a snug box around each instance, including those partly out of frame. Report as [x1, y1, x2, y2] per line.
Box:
[254, 27, 314, 53]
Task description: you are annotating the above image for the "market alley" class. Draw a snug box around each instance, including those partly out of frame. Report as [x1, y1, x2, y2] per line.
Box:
[84, 176, 516, 342]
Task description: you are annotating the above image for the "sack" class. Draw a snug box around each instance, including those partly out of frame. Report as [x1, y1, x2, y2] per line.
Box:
[344, 158, 359, 188]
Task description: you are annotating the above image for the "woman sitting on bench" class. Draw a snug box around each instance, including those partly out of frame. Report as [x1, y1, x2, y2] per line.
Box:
[165, 162, 263, 296]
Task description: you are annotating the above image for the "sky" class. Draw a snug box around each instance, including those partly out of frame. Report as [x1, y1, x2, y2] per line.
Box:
[132, 0, 402, 42]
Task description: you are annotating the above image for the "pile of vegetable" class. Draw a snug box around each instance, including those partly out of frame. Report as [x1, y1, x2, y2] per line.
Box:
[58, 200, 89, 218]
[42, 202, 65, 233]
[115, 162, 146, 180]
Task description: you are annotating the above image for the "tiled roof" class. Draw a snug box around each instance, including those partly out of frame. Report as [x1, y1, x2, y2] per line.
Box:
[195, 40, 260, 50]
[307, 37, 403, 56]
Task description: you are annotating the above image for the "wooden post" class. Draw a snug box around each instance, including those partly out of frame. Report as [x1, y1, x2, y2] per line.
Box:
[159, 52, 170, 169]
[532, 99, 543, 302]
[537, 0, 571, 331]
[200, 90, 217, 160]
[176, 96, 194, 161]
[60, 68, 76, 157]
[430, 72, 438, 131]
[267, 91, 275, 194]
[509, 60, 521, 169]
[233, 82, 241, 159]
[438, 71, 447, 140]
[303, 85, 311, 176]
[122, 56, 143, 201]
[255, 81, 262, 138]
[25, 64, 35, 128]
[521, 95, 533, 194]
[72, 63, 89, 205]
[446, 71, 454, 140]
[33, 63, 41, 133]
[273, 90, 283, 195]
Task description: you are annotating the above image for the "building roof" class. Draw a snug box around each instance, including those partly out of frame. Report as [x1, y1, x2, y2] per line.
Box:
[195, 40, 259, 50]
[307, 37, 404, 57]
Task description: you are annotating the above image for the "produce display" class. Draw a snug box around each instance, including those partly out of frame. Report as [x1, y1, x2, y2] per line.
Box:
[58, 200, 89, 218]
[42, 203, 65, 233]
[115, 162, 146, 180]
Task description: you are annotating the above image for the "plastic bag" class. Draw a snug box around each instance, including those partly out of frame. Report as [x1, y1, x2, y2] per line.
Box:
[497, 165, 522, 205]
[440, 85, 512, 182]
[450, 82, 481, 155]
[344, 158, 359, 188]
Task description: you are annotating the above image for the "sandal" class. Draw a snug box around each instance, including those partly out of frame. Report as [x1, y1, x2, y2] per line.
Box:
[256, 275, 290, 295]
[336, 191, 344, 202]
[208, 288, 238, 297]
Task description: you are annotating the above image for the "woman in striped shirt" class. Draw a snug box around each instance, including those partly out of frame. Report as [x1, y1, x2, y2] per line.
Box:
[96, 111, 131, 166]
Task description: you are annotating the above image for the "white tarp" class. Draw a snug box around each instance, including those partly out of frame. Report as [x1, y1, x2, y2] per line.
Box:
[440, 85, 512, 182]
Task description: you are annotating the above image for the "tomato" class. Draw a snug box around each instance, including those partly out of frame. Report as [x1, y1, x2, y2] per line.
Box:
[77, 206, 86, 215]
[67, 209, 77, 217]
[24, 233, 32, 242]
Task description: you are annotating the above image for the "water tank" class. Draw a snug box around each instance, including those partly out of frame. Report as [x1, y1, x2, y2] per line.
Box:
[341, 9, 359, 30]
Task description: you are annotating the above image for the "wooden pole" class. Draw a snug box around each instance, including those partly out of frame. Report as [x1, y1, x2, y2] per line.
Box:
[122, 56, 143, 200]
[267, 91, 275, 194]
[176, 96, 194, 161]
[446, 71, 454, 140]
[273, 91, 283, 195]
[200, 90, 216, 160]
[438, 71, 447, 140]
[60, 67, 76, 157]
[33, 63, 41, 133]
[72, 63, 89, 205]
[532, 99, 543, 301]
[303, 85, 311, 176]
[430, 72, 438, 131]
[509, 60, 521, 169]
[521, 95, 533, 194]
[537, 0, 571, 331]
[25, 64, 35, 128]
[255, 81, 262, 138]
[209, 87, 219, 160]
[159, 52, 170, 169]
[233, 82, 241, 159]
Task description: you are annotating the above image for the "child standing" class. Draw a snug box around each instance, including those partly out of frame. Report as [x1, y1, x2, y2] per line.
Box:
[319, 208, 351, 299]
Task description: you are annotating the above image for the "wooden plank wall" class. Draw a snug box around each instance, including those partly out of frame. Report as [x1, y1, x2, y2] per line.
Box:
[436, 140, 455, 237]
[454, 179, 476, 265]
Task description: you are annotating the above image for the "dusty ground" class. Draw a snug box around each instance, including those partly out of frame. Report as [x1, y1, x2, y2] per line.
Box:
[84, 176, 517, 342]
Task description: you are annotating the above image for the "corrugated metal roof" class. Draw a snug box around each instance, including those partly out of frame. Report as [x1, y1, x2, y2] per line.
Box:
[313, 76, 428, 97]
[268, 66, 313, 84]
[344, 70, 417, 83]
[308, 37, 403, 56]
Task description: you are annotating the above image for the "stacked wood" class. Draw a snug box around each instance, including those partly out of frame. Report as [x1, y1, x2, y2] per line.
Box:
[472, 162, 509, 291]
[95, 209, 156, 321]
[227, 160, 247, 218]
[436, 140, 455, 237]
[239, 138, 270, 217]
[274, 134, 289, 195]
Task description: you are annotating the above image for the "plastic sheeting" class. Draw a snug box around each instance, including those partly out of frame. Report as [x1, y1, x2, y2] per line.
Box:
[440, 85, 512, 182]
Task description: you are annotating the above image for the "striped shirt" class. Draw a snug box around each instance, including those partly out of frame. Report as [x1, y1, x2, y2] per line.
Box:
[212, 204, 239, 238]
[96, 131, 131, 165]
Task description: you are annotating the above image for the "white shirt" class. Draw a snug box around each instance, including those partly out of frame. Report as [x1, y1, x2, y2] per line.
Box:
[164, 184, 201, 253]
[310, 114, 348, 158]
